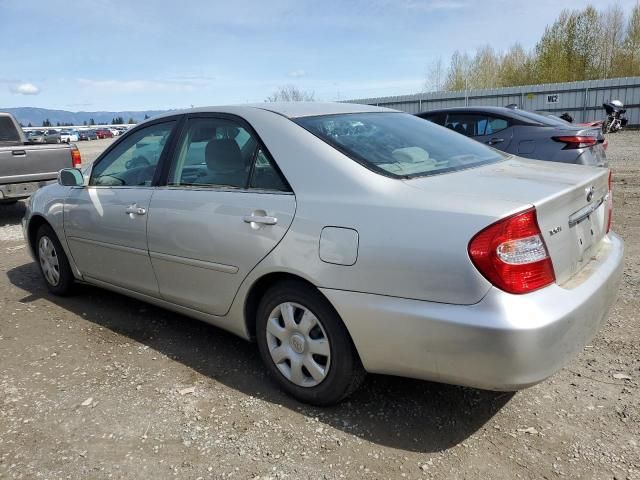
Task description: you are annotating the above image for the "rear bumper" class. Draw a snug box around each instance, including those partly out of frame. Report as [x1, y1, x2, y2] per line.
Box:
[0, 180, 55, 200]
[321, 233, 624, 390]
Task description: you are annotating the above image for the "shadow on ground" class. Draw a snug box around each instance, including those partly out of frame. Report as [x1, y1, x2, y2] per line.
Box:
[0, 200, 26, 226]
[7, 261, 513, 453]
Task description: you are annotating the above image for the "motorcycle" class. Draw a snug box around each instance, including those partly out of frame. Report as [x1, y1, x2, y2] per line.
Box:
[602, 100, 628, 134]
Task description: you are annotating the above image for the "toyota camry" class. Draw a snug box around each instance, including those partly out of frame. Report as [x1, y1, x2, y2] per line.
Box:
[22, 103, 624, 405]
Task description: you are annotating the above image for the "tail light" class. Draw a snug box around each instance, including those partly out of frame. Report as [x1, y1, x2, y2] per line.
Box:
[468, 208, 555, 294]
[606, 170, 613, 233]
[70, 146, 82, 167]
[552, 135, 597, 149]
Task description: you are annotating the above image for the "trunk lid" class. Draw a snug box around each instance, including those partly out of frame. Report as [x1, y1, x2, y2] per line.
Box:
[404, 157, 609, 285]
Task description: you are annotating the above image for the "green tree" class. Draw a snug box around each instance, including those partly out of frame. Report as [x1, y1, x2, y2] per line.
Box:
[89, 118, 95, 126]
[27, 122, 32, 127]
[127, 117, 137, 124]
[498, 43, 533, 86]
[443, 51, 471, 91]
[623, 3, 640, 76]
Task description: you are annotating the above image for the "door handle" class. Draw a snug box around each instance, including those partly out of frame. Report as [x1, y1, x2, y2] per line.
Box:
[488, 138, 504, 145]
[12, 150, 26, 156]
[243, 215, 278, 225]
[125, 205, 146, 216]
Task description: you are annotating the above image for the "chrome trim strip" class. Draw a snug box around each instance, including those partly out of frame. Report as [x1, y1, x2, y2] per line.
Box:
[568, 195, 606, 228]
[149, 251, 239, 274]
[67, 236, 149, 256]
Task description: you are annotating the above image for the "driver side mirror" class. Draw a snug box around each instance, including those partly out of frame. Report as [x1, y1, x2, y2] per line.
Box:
[58, 168, 84, 187]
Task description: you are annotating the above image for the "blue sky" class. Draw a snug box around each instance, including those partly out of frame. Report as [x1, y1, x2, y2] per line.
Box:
[0, 0, 636, 111]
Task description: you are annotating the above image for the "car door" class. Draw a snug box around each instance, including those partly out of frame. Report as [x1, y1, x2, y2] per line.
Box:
[146, 114, 296, 316]
[64, 118, 179, 296]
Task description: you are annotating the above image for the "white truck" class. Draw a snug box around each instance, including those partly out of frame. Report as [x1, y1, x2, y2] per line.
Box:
[0, 112, 81, 204]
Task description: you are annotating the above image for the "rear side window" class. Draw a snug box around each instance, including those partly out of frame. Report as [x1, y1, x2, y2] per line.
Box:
[295, 112, 504, 179]
[168, 117, 290, 192]
[0, 116, 21, 143]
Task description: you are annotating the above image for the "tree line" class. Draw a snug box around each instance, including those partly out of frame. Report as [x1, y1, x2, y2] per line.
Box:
[428, 3, 640, 92]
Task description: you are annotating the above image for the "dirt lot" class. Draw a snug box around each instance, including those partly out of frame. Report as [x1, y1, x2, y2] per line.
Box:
[76, 138, 116, 165]
[0, 133, 638, 480]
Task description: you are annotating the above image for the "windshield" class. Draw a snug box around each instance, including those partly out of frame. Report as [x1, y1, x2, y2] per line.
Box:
[295, 112, 505, 178]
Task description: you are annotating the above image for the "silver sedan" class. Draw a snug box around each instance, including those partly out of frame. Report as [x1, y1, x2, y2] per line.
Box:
[23, 103, 624, 405]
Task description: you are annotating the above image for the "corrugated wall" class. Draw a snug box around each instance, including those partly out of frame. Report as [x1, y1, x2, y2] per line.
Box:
[348, 77, 640, 126]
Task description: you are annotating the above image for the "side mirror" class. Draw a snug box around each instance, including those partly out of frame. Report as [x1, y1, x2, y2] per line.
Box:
[58, 168, 84, 187]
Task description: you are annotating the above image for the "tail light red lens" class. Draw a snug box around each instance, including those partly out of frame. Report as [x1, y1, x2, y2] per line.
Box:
[71, 146, 82, 167]
[552, 135, 597, 149]
[468, 208, 555, 294]
[606, 170, 613, 233]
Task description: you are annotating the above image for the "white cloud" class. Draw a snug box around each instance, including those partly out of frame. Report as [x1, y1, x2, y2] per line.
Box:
[288, 69, 307, 78]
[10, 82, 40, 95]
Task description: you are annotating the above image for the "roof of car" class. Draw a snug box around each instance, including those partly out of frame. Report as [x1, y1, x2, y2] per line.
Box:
[150, 102, 398, 122]
[418, 106, 522, 116]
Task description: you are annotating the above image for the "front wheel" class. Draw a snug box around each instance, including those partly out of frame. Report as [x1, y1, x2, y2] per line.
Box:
[35, 224, 75, 295]
[256, 281, 365, 406]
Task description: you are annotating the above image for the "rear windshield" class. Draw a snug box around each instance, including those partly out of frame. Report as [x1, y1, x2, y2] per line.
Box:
[510, 109, 570, 126]
[295, 112, 504, 178]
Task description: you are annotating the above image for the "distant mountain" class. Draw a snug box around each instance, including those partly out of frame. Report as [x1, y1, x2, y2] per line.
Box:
[0, 107, 170, 126]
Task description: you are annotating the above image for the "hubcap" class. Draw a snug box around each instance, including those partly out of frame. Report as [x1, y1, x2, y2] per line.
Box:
[265, 302, 331, 387]
[38, 236, 60, 286]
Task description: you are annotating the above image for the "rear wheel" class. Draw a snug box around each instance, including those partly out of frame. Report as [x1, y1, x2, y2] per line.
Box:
[35, 224, 75, 295]
[256, 281, 365, 406]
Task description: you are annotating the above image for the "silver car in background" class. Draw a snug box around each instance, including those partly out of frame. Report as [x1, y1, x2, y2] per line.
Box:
[23, 103, 623, 405]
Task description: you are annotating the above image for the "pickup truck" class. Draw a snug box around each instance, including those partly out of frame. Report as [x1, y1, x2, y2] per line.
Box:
[0, 112, 81, 204]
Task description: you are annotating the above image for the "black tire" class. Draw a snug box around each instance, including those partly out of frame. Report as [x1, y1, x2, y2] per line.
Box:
[35, 224, 75, 296]
[256, 280, 365, 406]
[0, 199, 19, 205]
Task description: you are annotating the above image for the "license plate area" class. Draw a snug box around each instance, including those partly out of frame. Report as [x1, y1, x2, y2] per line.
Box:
[574, 217, 594, 261]
[4, 182, 39, 197]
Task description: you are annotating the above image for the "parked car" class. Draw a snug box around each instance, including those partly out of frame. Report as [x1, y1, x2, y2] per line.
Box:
[78, 129, 98, 141]
[417, 106, 608, 167]
[0, 112, 81, 204]
[95, 128, 113, 139]
[60, 129, 79, 143]
[26, 130, 46, 143]
[23, 103, 623, 405]
[108, 128, 121, 136]
[44, 129, 62, 143]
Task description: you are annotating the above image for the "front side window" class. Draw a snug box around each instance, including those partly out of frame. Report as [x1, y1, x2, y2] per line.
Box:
[168, 117, 288, 191]
[90, 121, 175, 187]
[296, 112, 504, 178]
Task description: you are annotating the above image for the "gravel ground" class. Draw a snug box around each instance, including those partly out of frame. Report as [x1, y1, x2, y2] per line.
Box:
[0, 132, 638, 479]
[75, 138, 116, 165]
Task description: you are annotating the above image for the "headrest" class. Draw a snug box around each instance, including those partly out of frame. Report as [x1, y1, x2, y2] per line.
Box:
[205, 139, 243, 171]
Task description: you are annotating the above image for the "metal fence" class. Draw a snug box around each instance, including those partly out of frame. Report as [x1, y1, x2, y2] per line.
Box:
[348, 76, 640, 127]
